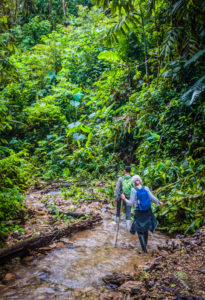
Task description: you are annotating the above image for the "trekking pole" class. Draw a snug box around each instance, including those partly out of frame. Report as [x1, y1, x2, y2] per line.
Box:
[114, 198, 123, 247]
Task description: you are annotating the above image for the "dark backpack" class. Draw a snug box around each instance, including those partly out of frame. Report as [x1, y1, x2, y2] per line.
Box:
[135, 186, 151, 211]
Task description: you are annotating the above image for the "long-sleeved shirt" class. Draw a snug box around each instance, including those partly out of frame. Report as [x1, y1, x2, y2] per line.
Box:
[114, 176, 124, 200]
[125, 186, 159, 207]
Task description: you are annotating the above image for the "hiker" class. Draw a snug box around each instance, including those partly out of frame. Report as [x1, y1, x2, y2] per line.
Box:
[121, 175, 163, 253]
[114, 166, 132, 230]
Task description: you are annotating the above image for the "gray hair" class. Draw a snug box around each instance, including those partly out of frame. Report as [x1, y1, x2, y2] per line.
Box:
[132, 175, 142, 184]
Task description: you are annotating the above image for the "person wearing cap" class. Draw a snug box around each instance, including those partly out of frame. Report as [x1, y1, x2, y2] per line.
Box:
[114, 166, 132, 231]
[121, 175, 163, 253]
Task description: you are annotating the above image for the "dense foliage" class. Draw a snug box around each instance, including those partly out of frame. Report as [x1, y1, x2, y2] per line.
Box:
[0, 0, 204, 238]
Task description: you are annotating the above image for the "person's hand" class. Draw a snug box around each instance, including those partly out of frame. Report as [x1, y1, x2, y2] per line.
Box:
[114, 199, 117, 203]
[121, 193, 126, 201]
[159, 201, 163, 207]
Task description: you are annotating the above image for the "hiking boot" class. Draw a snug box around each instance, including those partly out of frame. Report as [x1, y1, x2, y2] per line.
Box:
[138, 233, 147, 253]
[144, 231, 148, 246]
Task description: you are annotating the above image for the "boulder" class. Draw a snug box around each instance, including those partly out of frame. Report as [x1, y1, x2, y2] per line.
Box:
[118, 281, 143, 294]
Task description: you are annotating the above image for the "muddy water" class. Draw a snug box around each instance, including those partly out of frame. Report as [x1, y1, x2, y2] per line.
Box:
[0, 216, 166, 300]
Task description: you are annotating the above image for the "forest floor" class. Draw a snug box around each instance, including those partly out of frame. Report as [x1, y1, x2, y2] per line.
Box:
[0, 182, 204, 299]
[103, 227, 205, 299]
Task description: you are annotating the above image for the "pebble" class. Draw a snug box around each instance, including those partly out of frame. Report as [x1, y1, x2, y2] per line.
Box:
[3, 273, 16, 282]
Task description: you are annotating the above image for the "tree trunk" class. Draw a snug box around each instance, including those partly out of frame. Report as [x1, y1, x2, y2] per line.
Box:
[49, 0, 52, 15]
[13, 0, 19, 25]
[62, 0, 66, 17]
[153, 0, 161, 86]
[139, 3, 150, 88]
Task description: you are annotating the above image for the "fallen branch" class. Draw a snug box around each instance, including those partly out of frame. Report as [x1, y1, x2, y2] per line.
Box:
[0, 214, 102, 265]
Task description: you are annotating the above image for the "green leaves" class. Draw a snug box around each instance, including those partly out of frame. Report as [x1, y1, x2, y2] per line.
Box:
[73, 92, 83, 102]
[98, 51, 122, 62]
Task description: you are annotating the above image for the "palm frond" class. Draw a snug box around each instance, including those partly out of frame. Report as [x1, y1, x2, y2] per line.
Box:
[181, 76, 205, 105]
[184, 49, 205, 67]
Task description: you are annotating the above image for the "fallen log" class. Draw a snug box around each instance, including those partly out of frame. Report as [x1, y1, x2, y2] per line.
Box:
[50, 210, 87, 218]
[39, 181, 92, 193]
[0, 214, 102, 265]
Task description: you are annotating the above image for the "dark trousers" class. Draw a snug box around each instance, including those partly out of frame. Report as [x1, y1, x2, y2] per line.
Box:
[137, 231, 148, 253]
[116, 199, 131, 220]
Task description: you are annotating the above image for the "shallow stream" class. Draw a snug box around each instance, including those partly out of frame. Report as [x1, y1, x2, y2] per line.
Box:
[0, 214, 166, 300]
[0, 188, 167, 299]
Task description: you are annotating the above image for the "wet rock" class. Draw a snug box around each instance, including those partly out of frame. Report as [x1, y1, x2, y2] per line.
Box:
[104, 283, 118, 291]
[146, 256, 164, 272]
[0, 283, 5, 290]
[102, 273, 135, 286]
[160, 250, 169, 256]
[66, 244, 80, 249]
[101, 292, 114, 299]
[60, 238, 73, 244]
[3, 273, 16, 282]
[22, 256, 34, 262]
[55, 242, 65, 248]
[44, 287, 55, 294]
[172, 239, 183, 250]
[38, 246, 52, 251]
[38, 267, 51, 274]
[118, 281, 143, 294]
[38, 271, 51, 283]
[49, 243, 58, 249]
